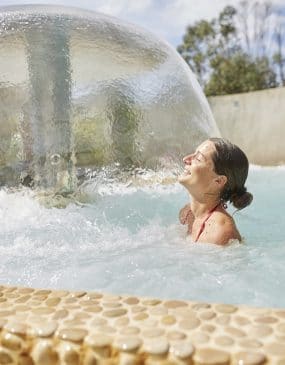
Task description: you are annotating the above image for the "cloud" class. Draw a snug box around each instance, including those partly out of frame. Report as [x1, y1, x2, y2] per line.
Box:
[0, 0, 284, 46]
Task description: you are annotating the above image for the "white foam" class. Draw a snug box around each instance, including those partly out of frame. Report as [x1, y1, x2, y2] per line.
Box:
[1, 166, 285, 307]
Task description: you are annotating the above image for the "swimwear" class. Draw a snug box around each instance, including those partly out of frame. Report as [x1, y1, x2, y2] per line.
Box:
[194, 203, 220, 242]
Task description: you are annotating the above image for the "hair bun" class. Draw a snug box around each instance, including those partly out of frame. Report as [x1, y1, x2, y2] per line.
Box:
[231, 188, 253, 210]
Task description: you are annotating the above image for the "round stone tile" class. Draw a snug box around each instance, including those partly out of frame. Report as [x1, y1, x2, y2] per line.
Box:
[200, 311, 216, 320]
[133, 313, 149, 321]
[161, 315, 176, 326]
[73, 312, 91, 320]
[149, 307, 168, 316]
[234, 316, 251, 326]
[58, 328, 88, 342]
[32, 341, 58, 365]
[167, 331, 187, 341]
[170, 341, 194, 359]
[248, 325, 273, 338]
[31, 307, 54, 315]
[277, 323, 285, 334]
[84, 306, 102, 313]
[63, 319, 85, 327]
[64, 298, 78, 304]
[144, 338, 169, 355]
[4, 322, 27, 335]
[120, 326, 140, 335]
[114, 317, 129, 327]
[15, 295, 31, 304]
[0, 319, 7, 329]
[194, 348, 230, 365]
[31, 322, 58, 338]
[200, 324, 216, 333]
[215, 304, 237, 314]
[18, 288, 34, 294]
[192, 303, 211, 311]
[46, 297, 61, 307]
[50, 290, 69, 297]
[225, 327, 246, 338]
[34, 290, 52, 296]
[0, 350, 13, 364]
[102, 302, 122, 308]
[79, 300, 99, 307]
[96, 325, 117, 334]
[164, 300, 188, 309]
[85, 334, 112, 348]
[86, 293, 103, 300]
[276, 359, 285, 365]
[142, 299, 161, 306]
[265, 343, 285, 356]
[141, 319, 158, 328]
[114, 337, 142, 352]
[276, 311, 285, 319]
[179, 317, 200, 330]
[233, 352, 266, 365]
[190, 332, 210, 344]
[0, 311, 15, 317]
[238, 339, 263, 349]
[215, 336, 234, 347]
[70, 291, 87, 298]
[254, 316, 278, 324]
[90, 318, 108, 327]
[52, 309, 69, 319]
[14, 305, 30, 312]
[1, 333, 23, 351]
[131, 306, 146, 313]
[142, 328, 165, 338]
[124, 297, 140, 305]
[102, 295, 121, 302]
[215, 315, 231, 326]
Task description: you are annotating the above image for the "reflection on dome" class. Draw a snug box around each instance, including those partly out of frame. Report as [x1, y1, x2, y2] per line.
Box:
[0, 5, 219, 193]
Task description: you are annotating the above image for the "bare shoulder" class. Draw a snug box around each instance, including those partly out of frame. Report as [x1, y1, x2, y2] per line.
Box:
[203, 211, 241, 246]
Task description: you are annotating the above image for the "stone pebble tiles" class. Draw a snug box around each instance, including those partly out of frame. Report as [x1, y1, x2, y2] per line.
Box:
[0, 286, 284, 364]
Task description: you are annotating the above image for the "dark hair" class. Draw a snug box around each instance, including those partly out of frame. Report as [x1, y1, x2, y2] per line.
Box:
[209, 137, 253, 210]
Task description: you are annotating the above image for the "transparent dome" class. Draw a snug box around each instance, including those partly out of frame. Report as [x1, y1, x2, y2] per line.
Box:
[0, 5, 219, 192]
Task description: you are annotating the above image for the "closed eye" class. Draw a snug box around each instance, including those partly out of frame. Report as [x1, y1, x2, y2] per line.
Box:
[194, 152, 203, 162]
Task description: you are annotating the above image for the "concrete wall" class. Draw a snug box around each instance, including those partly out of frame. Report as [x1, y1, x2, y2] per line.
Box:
[208, 87, 285, 165]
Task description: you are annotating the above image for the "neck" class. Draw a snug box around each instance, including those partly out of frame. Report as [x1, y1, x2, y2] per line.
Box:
[190, 195, 220, 218]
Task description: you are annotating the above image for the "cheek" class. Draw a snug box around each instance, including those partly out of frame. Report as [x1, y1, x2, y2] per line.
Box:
[194, 166, 213, 182]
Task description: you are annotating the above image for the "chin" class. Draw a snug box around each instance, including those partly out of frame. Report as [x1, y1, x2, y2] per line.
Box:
[178, 175, 189, 186]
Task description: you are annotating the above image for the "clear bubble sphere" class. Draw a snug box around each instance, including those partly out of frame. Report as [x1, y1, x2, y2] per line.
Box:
[0, 5, 219, 189]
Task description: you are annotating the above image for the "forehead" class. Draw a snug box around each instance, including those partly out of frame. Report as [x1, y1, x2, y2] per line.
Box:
[196, 140, 216, 157]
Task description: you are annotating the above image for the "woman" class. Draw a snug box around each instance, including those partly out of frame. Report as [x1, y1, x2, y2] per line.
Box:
[178, 138, 253, 245]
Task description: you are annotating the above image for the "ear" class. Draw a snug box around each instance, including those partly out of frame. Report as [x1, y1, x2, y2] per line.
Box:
[214, 175, 227, 189]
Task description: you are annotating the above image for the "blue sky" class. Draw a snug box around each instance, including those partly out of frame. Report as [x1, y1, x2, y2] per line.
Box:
[0, 0, 284, 47]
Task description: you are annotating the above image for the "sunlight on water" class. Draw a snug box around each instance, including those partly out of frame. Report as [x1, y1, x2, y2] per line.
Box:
[1, 166, 285, 308]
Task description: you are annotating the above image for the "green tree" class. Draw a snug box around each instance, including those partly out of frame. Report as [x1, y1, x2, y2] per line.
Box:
[205, 53, 276, 96]
[177, 2, 278, 95]
[177, 19, 215, 86]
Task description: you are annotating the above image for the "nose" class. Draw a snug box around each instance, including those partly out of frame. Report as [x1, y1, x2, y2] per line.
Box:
[183, 154, 194, 164]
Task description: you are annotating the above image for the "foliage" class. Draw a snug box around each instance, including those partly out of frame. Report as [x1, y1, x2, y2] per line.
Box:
[177, 1, 282, 95]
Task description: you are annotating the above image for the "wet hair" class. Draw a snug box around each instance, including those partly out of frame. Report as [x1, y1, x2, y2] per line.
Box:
[209, 137, 253, 210]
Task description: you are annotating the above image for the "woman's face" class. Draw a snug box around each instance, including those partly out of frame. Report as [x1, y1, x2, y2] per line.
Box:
[178, 140, 221, 194]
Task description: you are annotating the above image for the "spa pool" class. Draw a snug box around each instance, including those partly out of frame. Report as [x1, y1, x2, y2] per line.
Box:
[1, 165, 285, 309]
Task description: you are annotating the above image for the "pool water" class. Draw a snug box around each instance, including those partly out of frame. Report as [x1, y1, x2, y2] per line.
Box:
[1, 166, 285, 308]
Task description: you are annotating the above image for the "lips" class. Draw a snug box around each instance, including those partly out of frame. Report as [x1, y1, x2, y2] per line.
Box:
[184, 167, 191, 175]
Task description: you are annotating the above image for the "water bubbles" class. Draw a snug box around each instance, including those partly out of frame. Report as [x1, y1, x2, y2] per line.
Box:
[50, 154, 61, 165]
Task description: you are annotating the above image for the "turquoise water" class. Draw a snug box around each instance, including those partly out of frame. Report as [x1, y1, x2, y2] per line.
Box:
[1, 166, 285, 308]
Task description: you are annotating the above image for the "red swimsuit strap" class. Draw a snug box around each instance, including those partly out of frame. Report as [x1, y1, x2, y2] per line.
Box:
[194, 203, 220, 243]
